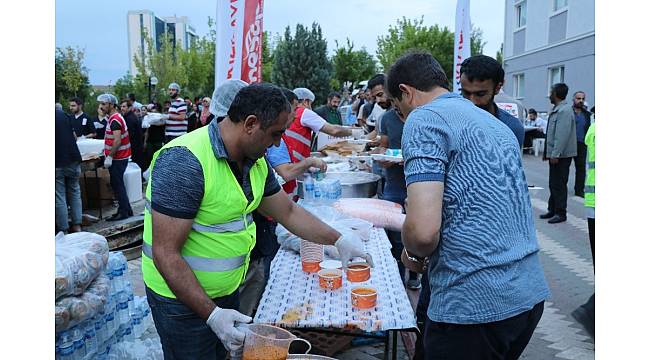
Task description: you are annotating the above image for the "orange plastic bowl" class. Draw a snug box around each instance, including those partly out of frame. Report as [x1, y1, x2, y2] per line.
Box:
[351, 287, 377, 309]
[302, 260, 321, 273]
[346, 262, 370, 282]
[318, 269, 343, 290]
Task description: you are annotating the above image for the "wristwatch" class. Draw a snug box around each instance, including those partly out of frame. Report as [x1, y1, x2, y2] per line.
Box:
[404, 248, 430, 268]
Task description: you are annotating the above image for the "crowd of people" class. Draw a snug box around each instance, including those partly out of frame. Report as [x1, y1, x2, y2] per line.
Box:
[54, 49, 596, 358]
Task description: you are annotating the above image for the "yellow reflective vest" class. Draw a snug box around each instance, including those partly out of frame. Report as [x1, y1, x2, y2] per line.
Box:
[141, 126, 268, 299]
[584, 123, 595, 209]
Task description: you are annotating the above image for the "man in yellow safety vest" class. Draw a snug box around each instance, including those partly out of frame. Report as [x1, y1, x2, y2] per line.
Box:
[141, 83, 373, 358]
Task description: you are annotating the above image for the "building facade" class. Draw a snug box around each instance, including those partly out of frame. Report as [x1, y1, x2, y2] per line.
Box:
[127, 10, 198, 76]
[502, 0, 595, 114]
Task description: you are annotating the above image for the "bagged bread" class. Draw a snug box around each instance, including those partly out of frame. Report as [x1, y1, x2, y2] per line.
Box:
[55, 232, 109, 300]
[333, 198, 406, 231]
[55, 274, 111, 332]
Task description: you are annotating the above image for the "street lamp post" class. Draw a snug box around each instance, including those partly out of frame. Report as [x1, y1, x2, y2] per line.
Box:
[148, 76, 159, 103]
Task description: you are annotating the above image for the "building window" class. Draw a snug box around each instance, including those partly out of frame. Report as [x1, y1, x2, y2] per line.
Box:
[553, 0, 568, 11]
[513, 74, 525, 99]
[516, 1, 527, 27]
[548, 66, 565, 88]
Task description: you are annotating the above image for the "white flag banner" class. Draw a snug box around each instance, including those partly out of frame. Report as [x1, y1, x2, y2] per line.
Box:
[215, 0, 265, 87]
[453, 0, 471, 93]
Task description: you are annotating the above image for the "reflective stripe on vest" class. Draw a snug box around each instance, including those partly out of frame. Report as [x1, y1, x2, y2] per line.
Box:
[285, 129, 312, 147]
[588, 161, 595, 169]
[584, 185, 595, 193]
[141, 243, 246, 272]
[292, 150, 305, 161]
[144, 199, 252, 233]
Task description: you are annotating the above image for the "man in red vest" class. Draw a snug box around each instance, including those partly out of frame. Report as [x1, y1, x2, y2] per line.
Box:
[281, 87, 363, 196]
[98, 93, 134, 221]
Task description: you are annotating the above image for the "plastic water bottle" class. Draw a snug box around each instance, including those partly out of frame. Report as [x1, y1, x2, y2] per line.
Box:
[104, 298, 116, 339]
[117, 291, 130, 326]
[57, 331, 75, 360]
[131, 308, 143, 338]
[71, 326, 86, 359]
[303, 173, 315, 201]
[84, 319, 98, 357]
[125, 282, 135, 315]
[94, 313, 106, 346]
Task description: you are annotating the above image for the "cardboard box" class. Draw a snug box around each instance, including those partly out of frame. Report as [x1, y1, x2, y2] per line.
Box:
[80, 168, 114, 209]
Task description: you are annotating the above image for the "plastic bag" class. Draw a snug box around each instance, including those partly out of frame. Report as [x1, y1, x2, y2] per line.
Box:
[107, 338, 164, 360]
[141, 113, 166, 128]
[55, 274, 110, 332]
[55, 232, 109, 300]
[333, 198, 406, 231]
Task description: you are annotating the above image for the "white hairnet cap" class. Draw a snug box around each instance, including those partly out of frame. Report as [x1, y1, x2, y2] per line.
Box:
[132, 101, 143, 110]
[210, 79, 249, 117]
[293, 87, 315, 102]
[97, 93, 118, 105]
[168, 82, 181, 91]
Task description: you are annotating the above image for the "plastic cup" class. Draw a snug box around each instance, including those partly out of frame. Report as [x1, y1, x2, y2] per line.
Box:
[300, 240, 323, 273]
[351, 287, 377, 309]
[346, 262, 370, 282]
[318, 269, 343, 290]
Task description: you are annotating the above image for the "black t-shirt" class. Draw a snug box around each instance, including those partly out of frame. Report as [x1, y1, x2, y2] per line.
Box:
[55, 110, 81, 167]
[70, 112, 95, 137]
[94, 117, 108, 139]
[124, 111, 143, 151]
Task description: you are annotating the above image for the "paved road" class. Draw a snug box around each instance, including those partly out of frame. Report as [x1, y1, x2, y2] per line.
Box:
[519, 153, 595, 360]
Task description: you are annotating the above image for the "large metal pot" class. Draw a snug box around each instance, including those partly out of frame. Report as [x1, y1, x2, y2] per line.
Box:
[297, 171, 380, 199]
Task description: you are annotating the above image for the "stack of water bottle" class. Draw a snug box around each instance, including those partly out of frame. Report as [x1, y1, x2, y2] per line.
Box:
[55, 252, 154, 360]
[303, 170, 342, 205]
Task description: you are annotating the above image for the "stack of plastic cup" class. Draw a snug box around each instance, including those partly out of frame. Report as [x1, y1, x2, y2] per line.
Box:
[300, 240, 323, 273]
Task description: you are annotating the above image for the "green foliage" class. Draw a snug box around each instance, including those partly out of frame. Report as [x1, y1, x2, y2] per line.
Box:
[271, 23, 333, 106]
[55, 46, 92, 106]
[331, 38, 377, 91]
[376, 17, 487, 85]
[261, 31, 274, 82]
[496, 43, 504, 64]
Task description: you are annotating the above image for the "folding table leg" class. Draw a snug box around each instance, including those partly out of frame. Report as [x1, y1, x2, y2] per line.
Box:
[392, 330, 398, 360]
[384, 330, 390, 360]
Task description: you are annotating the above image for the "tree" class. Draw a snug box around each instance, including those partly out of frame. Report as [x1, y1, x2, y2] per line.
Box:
[271, 23, 333, 106]
[376, 17, 487, 85]
[331, 38, 377, 91]
[55, 46, 92, 105]
[496, 43, 504, 64]
[471, 26, 486, 55]
[261, 31, 274, 82]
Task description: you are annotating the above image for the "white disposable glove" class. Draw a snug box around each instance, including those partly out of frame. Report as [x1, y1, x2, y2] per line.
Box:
[78, 135, 86, 140]
[104, 156, 113, 169]
[206, 306, 252, 352]
[334, 232, 374, 268]
[351, 128, 365, 139]
[324, 245, 340, 259]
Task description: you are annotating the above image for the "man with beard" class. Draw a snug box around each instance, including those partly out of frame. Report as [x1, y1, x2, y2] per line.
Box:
[571, 91, 592, 197]
[69, 97, 96, 139]
[367, 73, 421, 290]
[160, 82, 188, 143]
[142, 83, 373, 358]
[459, 55, 525, 147]
[120, 99, 145, 171]
[314, 92, 343, 125]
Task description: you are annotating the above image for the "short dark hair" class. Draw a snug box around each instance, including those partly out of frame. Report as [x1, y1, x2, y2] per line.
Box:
[227, 83, 290, 130]
[528, 108, 537, 115]
[367, 74, 386, 91]
[69, 97, 83, 106]
[386, 51, 449, 100]
[164, 100, 171, 105]
[127, 93, 136, 102]
[459, 55, 504, 87]
[281, 88, 298, 103]
[120, 99, 129, 106]
[328, 91, 342, 100]
[552, 83, 569, 100]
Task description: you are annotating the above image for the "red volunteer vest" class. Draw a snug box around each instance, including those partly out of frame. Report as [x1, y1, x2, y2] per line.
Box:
[104, 113, 132, 160]
[281, 107, 313, 194]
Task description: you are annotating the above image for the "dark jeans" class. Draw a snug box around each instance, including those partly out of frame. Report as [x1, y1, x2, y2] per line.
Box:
[524, 130, 545, 148]
[588, 217, 595, 267]
[146, 287, 239, 360]
[423, 301, 544, 360]
[414, 272, 431, 360]
[547, 157, 572, 216]
[109, 158, 132, 216]
[55, 162, 82, 232]
[573, 142, 587, 195]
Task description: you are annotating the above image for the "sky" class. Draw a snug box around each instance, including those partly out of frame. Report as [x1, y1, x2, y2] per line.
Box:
[55, 0, 505, 85]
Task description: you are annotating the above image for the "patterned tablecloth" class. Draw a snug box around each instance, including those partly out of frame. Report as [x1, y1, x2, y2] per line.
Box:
[254, 228, 417, 332]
